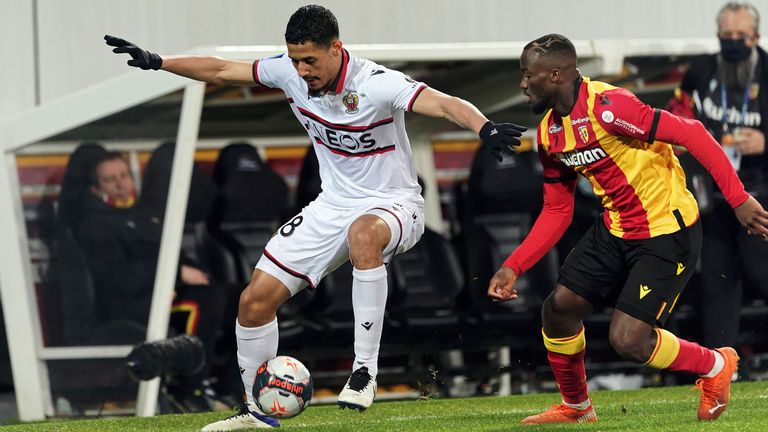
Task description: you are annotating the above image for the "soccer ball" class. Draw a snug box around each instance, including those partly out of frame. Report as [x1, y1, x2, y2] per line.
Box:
[253, 355, 313, 418]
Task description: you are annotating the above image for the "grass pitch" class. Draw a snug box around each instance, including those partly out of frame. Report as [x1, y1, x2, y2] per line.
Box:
[2, 381, 767, 431]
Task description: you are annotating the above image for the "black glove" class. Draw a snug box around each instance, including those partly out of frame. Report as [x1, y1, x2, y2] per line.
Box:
[479, 120, 527, 162]
[104, 35, 163, 70]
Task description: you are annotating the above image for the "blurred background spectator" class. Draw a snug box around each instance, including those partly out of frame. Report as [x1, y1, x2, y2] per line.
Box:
[672, 1, 768, 354]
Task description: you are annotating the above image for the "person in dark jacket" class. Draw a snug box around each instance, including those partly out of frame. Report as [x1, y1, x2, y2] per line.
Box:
[75, 150, 227, 412]
[672, 2, 768, 350]
[76, 153, 159, 323]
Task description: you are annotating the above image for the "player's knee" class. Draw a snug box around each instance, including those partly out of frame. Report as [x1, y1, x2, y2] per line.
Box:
[541, 296, 556, 321]
[541, 295, 565, 327]
[238, 280, 283, 325]
[542, 290, 577, 319]
[348, 225, 375, 250]
[608, 328, 648, 363]
[347, 215, 389, 266]
[348, 216, 385, 246]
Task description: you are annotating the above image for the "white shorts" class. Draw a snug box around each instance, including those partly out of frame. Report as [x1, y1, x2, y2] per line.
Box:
[255, 198, 425, 296]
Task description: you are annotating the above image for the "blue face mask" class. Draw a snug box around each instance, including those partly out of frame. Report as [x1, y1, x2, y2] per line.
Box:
[720, 37, 753, 62]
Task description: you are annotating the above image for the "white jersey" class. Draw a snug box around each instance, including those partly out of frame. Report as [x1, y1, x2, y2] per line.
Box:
[252, 50, 425, 209]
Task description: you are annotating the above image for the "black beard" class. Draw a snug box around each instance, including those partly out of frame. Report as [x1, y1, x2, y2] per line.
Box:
[719, 51, 756, 88]
[531, 100, 548, 115]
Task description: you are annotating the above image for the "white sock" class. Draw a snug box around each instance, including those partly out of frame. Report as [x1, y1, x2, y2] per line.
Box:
[236, 318, 278, 413]
[563, 398, 591, 410]
[703, 350, 725, 378]
[352, 265, 388, 379]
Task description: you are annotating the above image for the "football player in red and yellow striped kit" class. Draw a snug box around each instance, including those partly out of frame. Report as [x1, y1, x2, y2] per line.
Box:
[488, 34, 768, 424]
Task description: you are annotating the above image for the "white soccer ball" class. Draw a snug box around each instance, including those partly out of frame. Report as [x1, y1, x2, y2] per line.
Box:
[253, 355, 313, 418]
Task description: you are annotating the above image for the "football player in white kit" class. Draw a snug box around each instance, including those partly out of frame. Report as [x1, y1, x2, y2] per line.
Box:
[107, 4, 525, 430]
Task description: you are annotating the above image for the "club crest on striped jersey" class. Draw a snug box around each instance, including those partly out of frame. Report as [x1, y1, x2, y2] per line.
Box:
[578, 125, 589, 143]
[342, 91, 360, 114]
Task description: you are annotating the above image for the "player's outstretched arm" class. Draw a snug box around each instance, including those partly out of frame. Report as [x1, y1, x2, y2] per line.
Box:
[105, 35, 254, 86]
[410, 87, 527, 161]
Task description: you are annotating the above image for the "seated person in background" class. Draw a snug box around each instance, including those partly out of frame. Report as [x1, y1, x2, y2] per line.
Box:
[74, 150, 228, 412]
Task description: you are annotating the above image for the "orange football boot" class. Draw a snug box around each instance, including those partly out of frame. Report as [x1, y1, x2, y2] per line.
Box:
[521, 402, 597, 425]
[694, 347, 739, 421]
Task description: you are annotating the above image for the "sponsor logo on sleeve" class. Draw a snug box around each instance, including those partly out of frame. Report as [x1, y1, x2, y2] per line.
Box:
[601, 110, 614, 123]
[614, 118, 645, 135]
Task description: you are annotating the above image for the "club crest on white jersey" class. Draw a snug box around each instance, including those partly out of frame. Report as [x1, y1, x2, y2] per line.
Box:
[252, 50, 426, 206]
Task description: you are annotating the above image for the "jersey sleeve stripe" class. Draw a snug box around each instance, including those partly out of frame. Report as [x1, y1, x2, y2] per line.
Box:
[407, 84, 428, 112]
[646, 108, 662, 143]
[252, 60, 261, 85]
[298, 107, 393, 132]
[562, 114, 578, 152]
[539, 111, 553, 150]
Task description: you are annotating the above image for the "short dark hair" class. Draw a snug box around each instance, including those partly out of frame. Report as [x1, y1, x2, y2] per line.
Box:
[285, 5, 339, 47]
[524, 34, 577, 60]
[89, 151, 127, 186]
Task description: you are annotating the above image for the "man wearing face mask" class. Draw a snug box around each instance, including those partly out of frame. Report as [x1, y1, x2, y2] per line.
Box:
[673, 2, 768, 353]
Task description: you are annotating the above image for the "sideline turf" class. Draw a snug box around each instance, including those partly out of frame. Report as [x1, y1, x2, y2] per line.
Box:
[2, 381, 766, 431]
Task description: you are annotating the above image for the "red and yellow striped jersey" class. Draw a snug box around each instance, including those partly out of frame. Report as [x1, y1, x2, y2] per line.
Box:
[537, 77, 698, 239]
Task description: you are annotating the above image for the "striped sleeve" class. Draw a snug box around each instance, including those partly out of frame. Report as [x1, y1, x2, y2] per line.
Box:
[502, 146, 576, 275]
[503, 177, 576, 276]
[251, 53, 291, 89]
